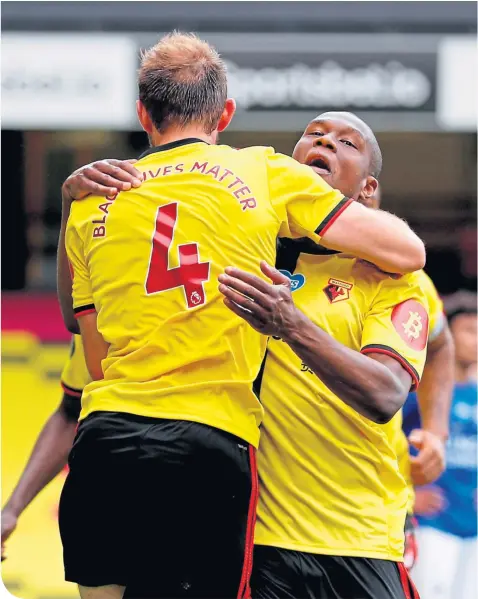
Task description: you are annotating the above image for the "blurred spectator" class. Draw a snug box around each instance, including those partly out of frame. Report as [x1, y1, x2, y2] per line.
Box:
[403, 298, 477, 599]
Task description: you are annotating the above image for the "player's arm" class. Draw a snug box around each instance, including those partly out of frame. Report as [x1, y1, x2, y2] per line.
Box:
[58, 186, 78, 333]
[267, 152, 425, 274]
[219, 262, 417, 424]
[65, 214, 109, 380]
[57, 160, 142, 333]
[1, 391, 80, 558]
[408, 314, 454, 486]
[320, 203, 425, 274]
[283, 316, 411, 423]
[417, 323, 454, 439]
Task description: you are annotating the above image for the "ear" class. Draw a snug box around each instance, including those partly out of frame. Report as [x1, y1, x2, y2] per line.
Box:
[136, 100, 154, 134]
[217, 98, 236, 133]
[358, 176, 379, 209]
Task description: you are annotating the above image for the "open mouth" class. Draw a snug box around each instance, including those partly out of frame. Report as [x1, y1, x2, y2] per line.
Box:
[307, 157, 331, 176]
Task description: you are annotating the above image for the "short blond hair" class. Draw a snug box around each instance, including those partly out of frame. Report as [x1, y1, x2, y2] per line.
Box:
[138, 32, 228, 133]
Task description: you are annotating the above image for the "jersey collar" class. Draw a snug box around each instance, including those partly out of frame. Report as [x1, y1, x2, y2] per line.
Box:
[139, 138, 209, 159]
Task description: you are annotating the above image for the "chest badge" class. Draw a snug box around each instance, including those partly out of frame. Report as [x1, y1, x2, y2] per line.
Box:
[278, 270, 306, 292]
[323, 278, 353, 303]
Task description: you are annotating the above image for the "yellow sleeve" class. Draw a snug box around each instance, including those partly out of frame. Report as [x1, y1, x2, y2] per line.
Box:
[361, 274, 429, 390]
[416, 270, 445, 342]
[65, 211, 95, 319]
[265, 149, 352, 243]
[61, 335, 92, 397]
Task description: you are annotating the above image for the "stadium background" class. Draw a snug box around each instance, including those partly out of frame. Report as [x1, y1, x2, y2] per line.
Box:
[1, 2, 476, 597]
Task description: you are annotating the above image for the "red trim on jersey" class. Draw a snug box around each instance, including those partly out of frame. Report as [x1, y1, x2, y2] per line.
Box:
[398, 562, 421, 599]
[318, 197, 354, 237]
[61, 381, 82, 398]
[73, 308, 96, 319]
[237, 446, 259, 599]
[361, 346, 420, 390]
[398, 563, 412, 599]
[408, 569, 421, 599]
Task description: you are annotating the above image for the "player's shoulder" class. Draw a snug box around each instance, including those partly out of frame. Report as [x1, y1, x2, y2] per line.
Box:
[69, 194, 108, 223]
[351, 258, 401, 285]
[353, 260, 427, 298]
[353, 259, 421, 284]
[377, 271, 430, 314]
[216, 144, 278, 160]
[414, 268, 439, 297]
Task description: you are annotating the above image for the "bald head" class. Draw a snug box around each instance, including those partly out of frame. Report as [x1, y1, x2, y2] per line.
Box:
[315, 111, 382, 178]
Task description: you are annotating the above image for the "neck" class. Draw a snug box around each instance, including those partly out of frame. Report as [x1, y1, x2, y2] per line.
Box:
[149, 126, 216, 148]
[455, 360, 477, 383]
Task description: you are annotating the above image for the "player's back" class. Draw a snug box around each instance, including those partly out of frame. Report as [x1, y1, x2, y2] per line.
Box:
[68, 139, 342, 447]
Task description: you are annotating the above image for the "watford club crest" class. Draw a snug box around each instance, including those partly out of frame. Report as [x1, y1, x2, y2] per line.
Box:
[323, 278, 353, 303]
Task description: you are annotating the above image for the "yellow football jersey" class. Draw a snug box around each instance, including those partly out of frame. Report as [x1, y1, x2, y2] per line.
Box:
[393, 269, 445, 513]
[255, 250, 429, 560]
[66, 139, 348, 448]
[60, 335, 91, 398]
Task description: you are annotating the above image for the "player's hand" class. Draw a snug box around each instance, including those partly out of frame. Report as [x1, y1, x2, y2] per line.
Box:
[218, 261, 298, 337]
[1, 508, 18, 561]
[409, 429, 446, 486]
[63, 159, 143, 200]
[413, 486, 446, 517]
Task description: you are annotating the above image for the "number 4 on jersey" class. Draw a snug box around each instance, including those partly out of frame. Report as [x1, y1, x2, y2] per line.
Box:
[145, 202, 210, 309]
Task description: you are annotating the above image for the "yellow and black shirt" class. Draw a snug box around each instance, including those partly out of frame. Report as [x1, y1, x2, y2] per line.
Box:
[66, 140, 350, 448]
[254, 242, 429, 560]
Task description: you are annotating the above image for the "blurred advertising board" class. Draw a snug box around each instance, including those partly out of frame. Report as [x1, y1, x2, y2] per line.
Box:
[436, 36, 477, 131]
[1, 34, 138, 130]
[2, 294, 71, 343]
[134, 32, 443, 133]
[1, 33, 475, 132]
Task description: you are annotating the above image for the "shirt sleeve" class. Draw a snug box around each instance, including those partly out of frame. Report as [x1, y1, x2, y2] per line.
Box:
[360, 275, 429, 390]
[60, 334, 92, 397]
[65, 215, 95, 319]
[265, 149, 353, 243]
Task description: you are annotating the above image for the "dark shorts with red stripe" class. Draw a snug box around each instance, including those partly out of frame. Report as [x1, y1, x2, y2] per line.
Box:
[59, 411, 258, 598]
[251, 546, 420, 599]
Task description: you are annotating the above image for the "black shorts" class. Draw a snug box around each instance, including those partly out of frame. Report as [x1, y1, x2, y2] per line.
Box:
[251, 546, 420, 599]
[59, 411, 258, 598]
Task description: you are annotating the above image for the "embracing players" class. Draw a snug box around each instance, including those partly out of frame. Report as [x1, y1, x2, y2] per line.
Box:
[5, 107, 447, 598]
[60, 111, 432, 598]
[56, 34, 425, 599]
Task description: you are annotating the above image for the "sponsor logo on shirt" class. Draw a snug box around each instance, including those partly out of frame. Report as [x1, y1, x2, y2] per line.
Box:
[279, 270, 306, 292]
[391, 300, 429, 351]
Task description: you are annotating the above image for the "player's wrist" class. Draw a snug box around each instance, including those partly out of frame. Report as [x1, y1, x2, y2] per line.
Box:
[2, 500, 21, 519]
[423, 426, 449, 442]
[281, 307, 308, 346]
[61, 183, 75, 205]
